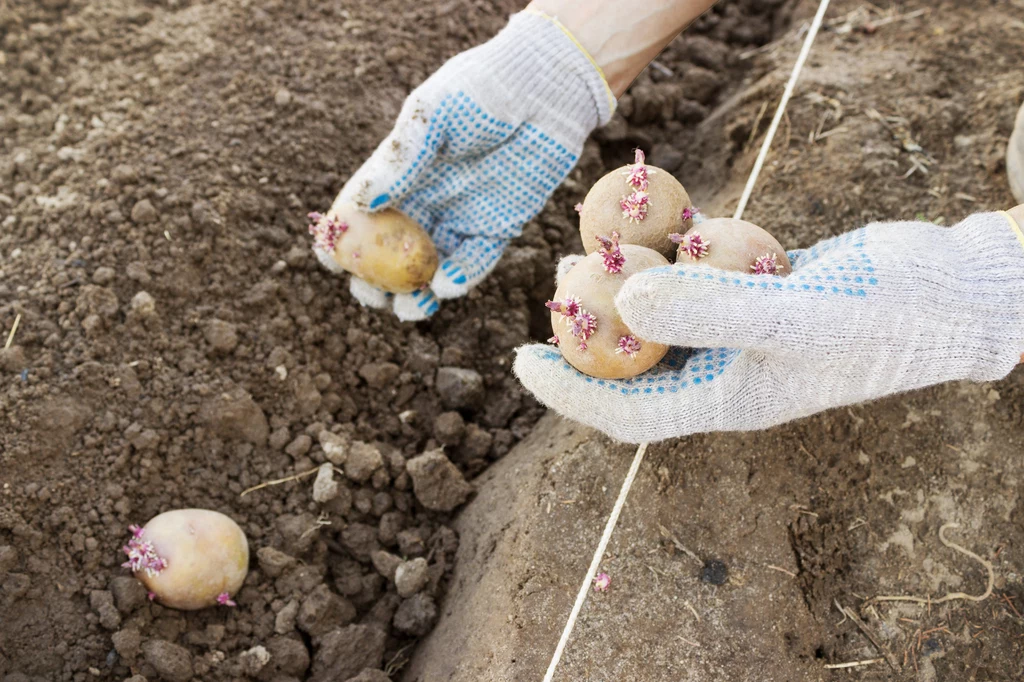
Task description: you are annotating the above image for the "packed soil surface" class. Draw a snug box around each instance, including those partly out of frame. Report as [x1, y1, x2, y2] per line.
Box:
[410, 1, 1024, 680]
[0, 0, 797, 680]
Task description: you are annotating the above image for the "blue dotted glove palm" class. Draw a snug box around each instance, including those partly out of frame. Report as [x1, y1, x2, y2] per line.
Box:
[514, 212, 1024, 443]
[312, 10, 615, 321]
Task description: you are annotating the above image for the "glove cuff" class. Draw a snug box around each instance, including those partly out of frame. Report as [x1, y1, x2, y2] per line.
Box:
[463, 11, 616, 141]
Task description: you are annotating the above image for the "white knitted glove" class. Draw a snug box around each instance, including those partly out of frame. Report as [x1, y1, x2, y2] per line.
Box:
[312, 10, 615, 321]
[514, 212, 1024, 443]
[1010, 101, 1024, 204]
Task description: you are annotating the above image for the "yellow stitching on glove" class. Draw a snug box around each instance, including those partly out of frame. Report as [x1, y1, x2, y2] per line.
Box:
[522, 8, 616, 115]
[1000, 211, 1024, 251]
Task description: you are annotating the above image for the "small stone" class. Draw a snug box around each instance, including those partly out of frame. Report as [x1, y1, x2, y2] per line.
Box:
[92, 266, 115, 285]
[297, 584, 356, 637]
[406, 449, 473, 512]
[701, 559, 728, 586]
[344, 441, 383, 483]
[285, 434, 313, 459]
[141, 640, 193, 682]
[312, 463, 339, 503]
[129, 291, 157, 318]
[275, 599, 300, 634]
[433, 411, 465, 446]
[318, 431, 348, 465]
[257, 546, 297, 578]
[435, 367, 484, 409]
[111, 628, 142, 660]
[274, 88, 292, 106]
[393, 593, 437, 637]
[112, 164, 138, 184]
[370, 550, 402, 582]
[130, 199, 158, 224]
[238, 645, 270, 676]
[203, 319, 239, 353]
[311, 625, 386, 682]
[395, 557, 429, 598]
[109, 576, 148, 613]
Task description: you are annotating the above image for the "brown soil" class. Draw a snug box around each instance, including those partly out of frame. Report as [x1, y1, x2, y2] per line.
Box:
[0, 0, 795, 680]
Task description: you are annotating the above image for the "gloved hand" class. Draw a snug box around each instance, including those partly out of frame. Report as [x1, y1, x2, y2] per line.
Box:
[514, 211, 1024, 443]
[312, 10, 615, 321]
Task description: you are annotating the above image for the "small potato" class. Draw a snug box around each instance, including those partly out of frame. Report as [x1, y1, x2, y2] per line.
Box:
[122, 509, 249, 611]
[309, 202, 438, 294]
[579, 150, 694, 259]
[549, 237, 669, 380]
[671, 217, 792, 275]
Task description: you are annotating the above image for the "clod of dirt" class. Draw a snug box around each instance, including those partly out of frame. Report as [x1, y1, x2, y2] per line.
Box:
[312, 463, 339, 503]
[393, 593, 438, 637]
[406, 449, 473, 512]
[111, 628, 142, 660]
[141, 639, 193, 682]
[435, 367, 485, 409]
[275, 600, 300, 635]
[256, 546, 297, 578]
[129, 291, 157, 318]
[0, 346, 26, 372]
[238, 645, 271, 677]
[88, 590, 121, 630]
[433, 411, 465, 446]
[395, 557, 429, 598]
[370, 550, 402, 582]
[203, 319, 239, 353]
[359, 362, 401, 389]
[341, 523, 381, 562]
[701, 558, 728, 586]
[263, 636, 311, 678]
[0, 545, 17, 574]
[130, 199, 158, 224]
[297, 584, 357, 637]
[344, 441, 384, 483]
[311, 625, 386, 682]
[109, 576, 148, 613]
[200, 387, 269, 445]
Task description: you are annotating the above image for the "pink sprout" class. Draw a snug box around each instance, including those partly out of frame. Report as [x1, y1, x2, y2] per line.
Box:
[547, 297, 596, 351]
[595, 231, 625, 274]
[308, 212, 348, 252]
[624, 149, 650, 191]
[574, 203, 584, 214]
[122, 525, 167, 578]
[616, 335, 642, 359]
[670, 232, 710, 260]
[593, 572, 611, 592]
[682, 206, 700, 221]
[752, 253, 779, 275]
[217, 592, 237, 607]
[548, 335, 560, 346]
[148, 591, 157, 602]
[620, 190, 650, 223]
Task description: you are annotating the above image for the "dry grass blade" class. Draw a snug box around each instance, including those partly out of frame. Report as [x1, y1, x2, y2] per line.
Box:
[4, 313, 21, 350]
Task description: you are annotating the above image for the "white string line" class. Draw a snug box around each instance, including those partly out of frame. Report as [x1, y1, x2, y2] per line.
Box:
[542, 442, 648, 682]
[543, 2, 833, 680]
[734, 0, 833, 220]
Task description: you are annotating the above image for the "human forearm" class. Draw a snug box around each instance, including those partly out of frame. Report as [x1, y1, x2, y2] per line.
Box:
[525, 0, 719, 97]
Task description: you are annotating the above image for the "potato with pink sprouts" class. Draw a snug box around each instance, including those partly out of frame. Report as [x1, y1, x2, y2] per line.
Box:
[670, 217, 792, 276]
[122, 509, 249, 611]
[548, 233, 669, 379]
[578, 150, 695, 259]
[308, 202, 438, 294]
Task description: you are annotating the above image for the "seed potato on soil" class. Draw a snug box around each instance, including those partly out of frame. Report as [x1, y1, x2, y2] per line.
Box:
[123, 509, 249, 611]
